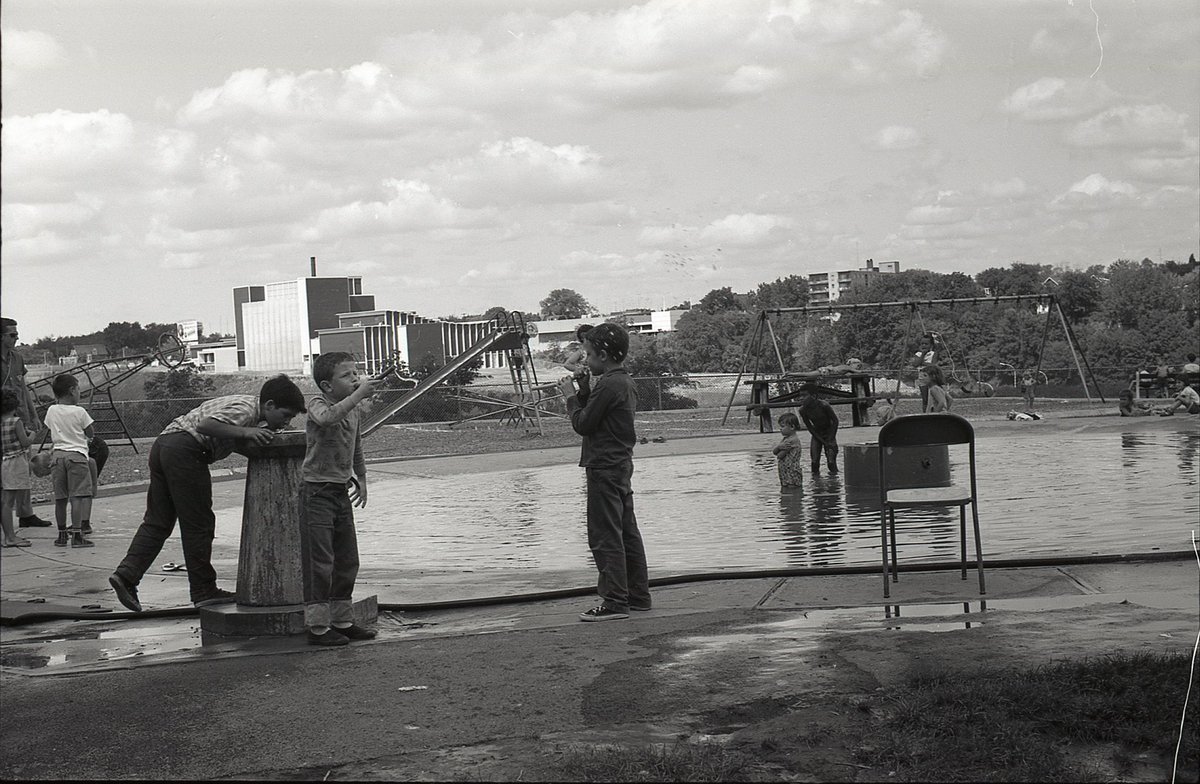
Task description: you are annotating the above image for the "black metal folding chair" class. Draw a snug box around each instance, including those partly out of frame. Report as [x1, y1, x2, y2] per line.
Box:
[878, 413, 985, 598]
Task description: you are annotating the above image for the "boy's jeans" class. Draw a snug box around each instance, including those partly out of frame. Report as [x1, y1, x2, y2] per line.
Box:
[585, 462, 651, 612]
[300, 481, 360, 628]
[115, 432, 219, 602]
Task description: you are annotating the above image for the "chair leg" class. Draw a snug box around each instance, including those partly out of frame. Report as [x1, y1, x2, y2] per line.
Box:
[888, 510, 899, 583]
[971, 503, 986, 595]
[959, 506, 967, 580]
[881, 506, 890, 598]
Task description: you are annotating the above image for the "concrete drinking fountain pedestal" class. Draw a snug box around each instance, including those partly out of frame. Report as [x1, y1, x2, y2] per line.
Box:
[198, 430, 378, 637]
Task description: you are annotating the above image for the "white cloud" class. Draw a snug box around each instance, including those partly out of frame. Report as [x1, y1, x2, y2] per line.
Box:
[1050, 173, 1138, 212]
[699, 213, 792, 246]
[904, 204, 968, 225]
[379, 0, 946, 113]
[1065, 104, 1191, 149]
[1001, 77, 1117, 122]
[428, 137, 610, 207]
[1, 28, 67, 71]
[2, 110, 136, 185]
[980, 178, 1030, 199]
[866, 125, 923, 150]
[300, 179, 495, 241]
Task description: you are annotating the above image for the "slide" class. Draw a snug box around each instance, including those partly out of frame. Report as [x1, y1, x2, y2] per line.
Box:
[361, 329, 524, 436]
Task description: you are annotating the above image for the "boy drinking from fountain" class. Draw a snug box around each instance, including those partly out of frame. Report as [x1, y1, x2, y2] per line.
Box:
[559, 322, 651, 622]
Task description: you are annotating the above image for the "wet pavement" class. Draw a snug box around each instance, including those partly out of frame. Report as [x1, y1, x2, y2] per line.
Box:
[2, 420, 1198, 779]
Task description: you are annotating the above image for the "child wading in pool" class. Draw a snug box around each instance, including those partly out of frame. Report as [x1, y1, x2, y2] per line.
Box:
[559, 322, 651, 622]
[797, 383, 839, 474]
[772, 412, 805, 488]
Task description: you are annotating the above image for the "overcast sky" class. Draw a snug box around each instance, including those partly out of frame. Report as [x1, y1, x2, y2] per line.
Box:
[2, 0, 1197, 342]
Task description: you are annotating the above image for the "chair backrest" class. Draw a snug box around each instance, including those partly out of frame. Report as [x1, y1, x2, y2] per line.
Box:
[878, 413, 974, 448]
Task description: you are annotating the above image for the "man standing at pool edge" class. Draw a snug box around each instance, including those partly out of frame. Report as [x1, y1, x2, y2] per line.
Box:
[559, 322, 651, 622]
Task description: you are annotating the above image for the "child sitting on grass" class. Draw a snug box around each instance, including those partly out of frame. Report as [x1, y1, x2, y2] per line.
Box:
[1, 390, 34, 547]
[44, 374, 96, 548]
[772, 412, 805, 488]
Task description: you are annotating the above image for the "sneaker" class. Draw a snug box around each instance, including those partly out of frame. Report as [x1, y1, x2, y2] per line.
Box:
[18, 515, 52, 528]
[70, 532, 95, 548]
[332, 623, 377, 640]
[579, 606, 629, 622]
[193, 588, 237, 608]
[307, 628, 350, 646]
[108, 574, 143, 613]
[81, 521, 93, 535]
[53, 531, 70, 547]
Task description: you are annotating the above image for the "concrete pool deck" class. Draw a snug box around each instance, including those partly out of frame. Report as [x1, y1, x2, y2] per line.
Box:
[1, 412, 1198, 779]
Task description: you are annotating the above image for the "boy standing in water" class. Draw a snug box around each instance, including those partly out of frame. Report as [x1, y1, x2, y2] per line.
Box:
[797, 383, 839, 475]
[559, 322, 650, 622]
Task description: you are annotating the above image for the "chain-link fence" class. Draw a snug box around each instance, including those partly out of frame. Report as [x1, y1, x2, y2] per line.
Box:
[92, 365, 1140, 443]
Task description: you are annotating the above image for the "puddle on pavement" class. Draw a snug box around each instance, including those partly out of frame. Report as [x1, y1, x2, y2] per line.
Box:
[663, 593, 1150, 672]
[0, 613, 417, 673]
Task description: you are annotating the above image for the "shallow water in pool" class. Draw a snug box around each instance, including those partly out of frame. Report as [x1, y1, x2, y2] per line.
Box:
[357, 426, 1199, 573]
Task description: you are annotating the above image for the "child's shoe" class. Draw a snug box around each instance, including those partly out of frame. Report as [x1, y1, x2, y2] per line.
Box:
[54, 530, 70, 547]
[70, 530, 95, 548]
[333, 623, 377, 640]
[579, 606, 629, 622]
[307, 628, 350, 646]
[81, 520, 93, 535]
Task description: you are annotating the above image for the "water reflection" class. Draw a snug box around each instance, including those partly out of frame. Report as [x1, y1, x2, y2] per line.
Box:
[359, 427, 1199, 574]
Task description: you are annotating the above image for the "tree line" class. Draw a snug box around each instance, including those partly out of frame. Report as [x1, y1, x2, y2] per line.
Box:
[527, 256, 1199, 388]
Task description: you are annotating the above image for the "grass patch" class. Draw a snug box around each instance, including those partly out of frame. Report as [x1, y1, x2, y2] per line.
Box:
[558, 740, 759, 782]
[861, 651, 1198, 782]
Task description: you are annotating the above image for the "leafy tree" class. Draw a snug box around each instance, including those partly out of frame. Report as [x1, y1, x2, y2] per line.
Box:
[975, 263, 1055, 296]
[1053, 267, 1105, 324]
[102, 321, 149, 355]
[411, 351, 484, 387]
[669, 309, 754, 371]
[625, 332, 696, 410]
[753, 275, 809, 310]
[1099, 259, 1185, 331]
[143, 366, 215, 399]
[539, 289, 592, 319]
[697, 287, 744, 314]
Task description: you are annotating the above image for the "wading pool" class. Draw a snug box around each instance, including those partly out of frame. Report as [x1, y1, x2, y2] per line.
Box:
[356, 425, 1199, 575]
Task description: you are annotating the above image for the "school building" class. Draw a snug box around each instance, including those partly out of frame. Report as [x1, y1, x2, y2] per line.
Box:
[231, 264, 508, 375]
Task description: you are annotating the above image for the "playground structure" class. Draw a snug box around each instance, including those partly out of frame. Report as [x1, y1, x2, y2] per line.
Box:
[724, 293, 1104, 431]
[27, 333, 188, 451]
[361, 309, 562, 438]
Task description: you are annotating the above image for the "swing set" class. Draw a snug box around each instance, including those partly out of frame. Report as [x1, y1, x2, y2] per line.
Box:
[722, 293, 1104, 430]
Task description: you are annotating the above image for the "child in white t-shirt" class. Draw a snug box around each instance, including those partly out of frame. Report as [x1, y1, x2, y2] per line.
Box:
[44, 374, 95, 548]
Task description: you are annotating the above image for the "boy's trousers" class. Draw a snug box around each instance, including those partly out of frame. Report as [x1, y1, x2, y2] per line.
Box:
[115, 432, 219, 602]
[585, 462, 650, 612]
[300, 481, 360, 628]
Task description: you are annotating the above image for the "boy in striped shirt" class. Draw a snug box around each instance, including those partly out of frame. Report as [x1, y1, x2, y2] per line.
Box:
[108, 375, 306, 612]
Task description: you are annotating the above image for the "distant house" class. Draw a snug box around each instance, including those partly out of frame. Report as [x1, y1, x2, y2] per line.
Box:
[64, 344, 110, 365]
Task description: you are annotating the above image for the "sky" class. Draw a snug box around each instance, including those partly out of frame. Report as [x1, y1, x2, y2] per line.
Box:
[2, 0, 1198, 343]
